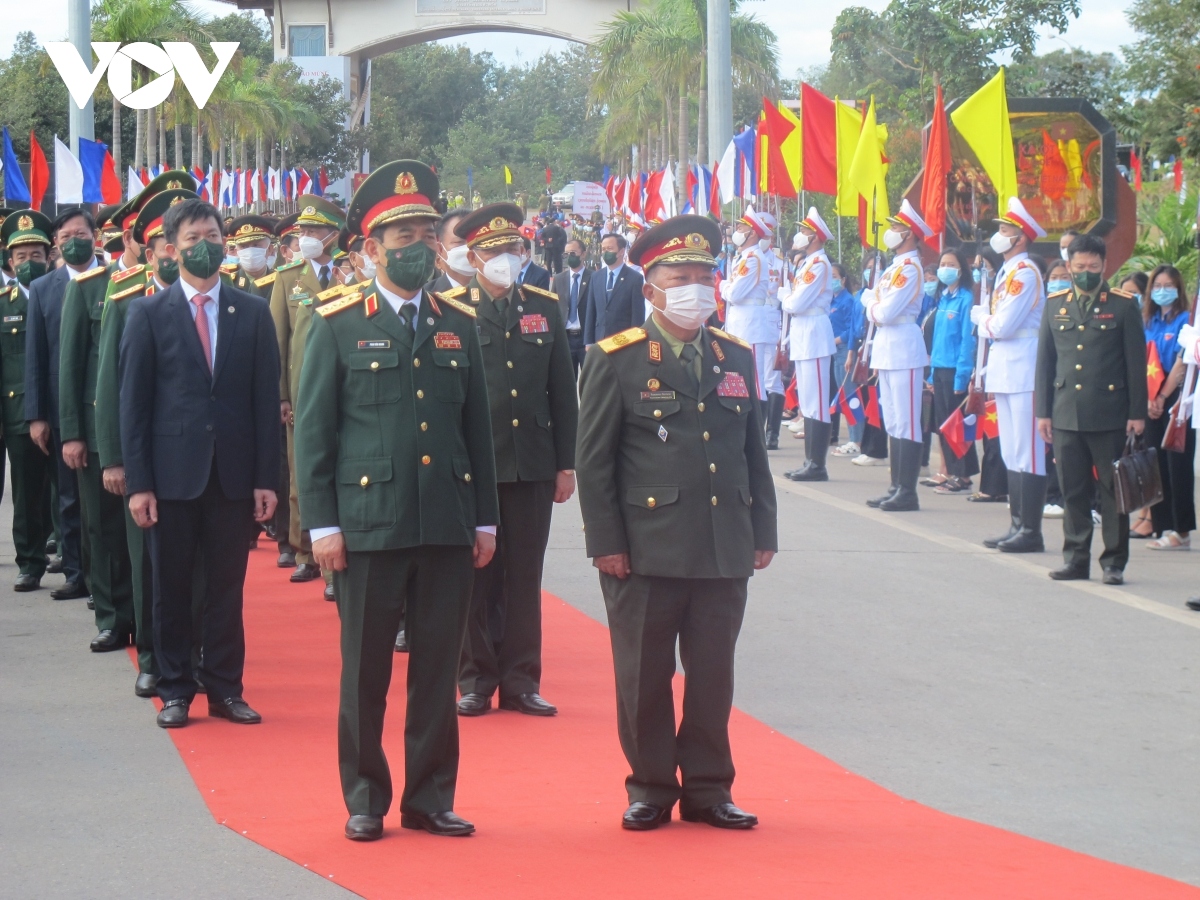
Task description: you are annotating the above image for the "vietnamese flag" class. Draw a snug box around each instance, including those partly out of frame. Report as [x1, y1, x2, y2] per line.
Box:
[1040, 129, 1069, 201]
[1173, 157, 1184, 192]
[980, 399, 1000, 439]
[864, 384, 882, 428]
[1147, 341, 1166, 398]
[919, 85, 952, 243]
[1130, 149, 1142, 191]
[28, 130, 49, 209]
[100, 150, 122, 204]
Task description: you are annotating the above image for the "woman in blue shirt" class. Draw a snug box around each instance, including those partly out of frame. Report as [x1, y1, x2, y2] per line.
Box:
[924, 248, 978, 492]
[827, 263, 858, 448]
[1142, 264, 1194, 549]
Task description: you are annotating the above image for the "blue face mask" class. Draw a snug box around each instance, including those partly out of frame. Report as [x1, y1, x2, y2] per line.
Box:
[936, 266, 960, 286]
[1151, 287, 1178, 307]
[972, 268, 982, 284]
[831, 278, 843, 291]
[923, 281, 938, 297]
[862, 269, 871, 285]
[1047, 278, 1071, 294]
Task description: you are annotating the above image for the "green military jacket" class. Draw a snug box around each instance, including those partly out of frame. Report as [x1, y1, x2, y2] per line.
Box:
[270, 258, 327, 408]
[295, 282, 500, 552]
[94, 270, 161, 469]
[229, 264, 276, 300]
[576, 318, 778, 579]
[456, 277, 578, 482]
[59, 263, 123, 449]
[1035, 283, 1149, 431]
[0, 282, 32, 433]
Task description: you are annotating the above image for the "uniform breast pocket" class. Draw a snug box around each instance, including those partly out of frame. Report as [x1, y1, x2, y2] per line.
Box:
[520, 331, 553, 348]
[634, 399, 681, 427]
[348, 350, 401, 404]
[718, 396, 751, 416]
[336, 457, 396, 531]
[431, 350, 468, 402]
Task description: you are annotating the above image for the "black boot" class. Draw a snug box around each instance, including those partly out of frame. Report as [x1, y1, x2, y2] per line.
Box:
[879, 438, 921, 511]
[867, 438, 901, 507]
[984, 471, 1023, 548]
[764, 393, 784, 450]
[998, 473, 1047, 553]
[790, 420, 830, 481]
[784, 419, 816, 478]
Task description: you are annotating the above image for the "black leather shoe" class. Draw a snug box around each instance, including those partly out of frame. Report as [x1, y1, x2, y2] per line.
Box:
[324, 584, 336, 602]
[290, 563, 319, 582]
[86, 596, 95, 610]
[1102, 567, 1124, 585]
[14, 574, 40, 591]
[277, 550, 296, 568]
[1049, 564, 1089, 581]
[135, 673, 160, 698]
[401, 810, 475, 836]
[90, 629, 129, 652]
[622, 802, 671, 831]
[394, 629, 408, 653]
[51, 580, 88, 600]
[46, 556, 63, 574]
[681, 802, 758, 829]
[1186, 597, 1200, 611]
[345, 815, 384, 841]
[457, 693, 491, 716]
[157, 698, 189, 728]
[208, 697, 262, 724]
[788, 464, 828, 482]
[997, 530, 1044, 554]
[499, 692, 558, 716]
[45, 538, 57, 556]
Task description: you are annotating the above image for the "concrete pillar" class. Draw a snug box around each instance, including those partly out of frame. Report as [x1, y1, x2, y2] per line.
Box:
[67, 0, 94, 154]
[706, 0, 732, 176]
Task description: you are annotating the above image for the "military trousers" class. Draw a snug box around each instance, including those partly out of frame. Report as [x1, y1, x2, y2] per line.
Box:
[1054, 427, 1129, 571]
[6, 431, 50, 576]
[124, 506, 155, 674]
[459, 479, 555, 698]
[77, 452, 133, 633]
[285, 423, 312, 564]
[50, 428, 84, 584]
[274, 422, 292, 552]
[335, 544, 474, 818]
[599, 572, 748, 810]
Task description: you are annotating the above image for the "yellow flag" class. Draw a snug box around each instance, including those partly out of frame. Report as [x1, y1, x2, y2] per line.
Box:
[504, 165, 513, 185]
[834, 97, 863, 216]
[846, 97, 890, 248]
[950, 68, 1016, 208]
[778, 102, 802, 195]
[758, 110, 769, 196]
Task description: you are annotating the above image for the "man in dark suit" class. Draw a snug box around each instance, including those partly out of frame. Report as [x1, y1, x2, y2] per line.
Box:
[517, 237, 551, 290]
[583, 232, 645, 346]
[25, 208, 100, 602]
[120, 198, 280, 729]
[552, 238, 591, 374]
[540, 217, 567, 275]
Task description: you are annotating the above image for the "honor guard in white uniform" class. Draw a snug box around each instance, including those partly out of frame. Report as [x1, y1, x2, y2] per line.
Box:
[758, 213, 787, 449]
[781, 207, 837, 480]
[974, 197, 1048, 553]
[863, 199, 932, 512]
[721, 208, 782, 411]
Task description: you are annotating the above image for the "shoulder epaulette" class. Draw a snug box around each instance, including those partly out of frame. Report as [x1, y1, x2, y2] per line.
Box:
[598, 327, 647, 353]
[708, 327, 751, 350]
[110, 283, 147, 302]
[315, 291, 363, 318]
[254, 272, 277, 288]
[440, 285, 467, 300]
[521, 284, 559, 302]
[77, 266, 110, 283]
[1048, 288, 1071, 299]
[1109, 288, 1135, 300]
[275, 258, 305, 272]
[436, 292, 477, 319]
[110, 264, 145, 284]
[317, 282, 353, 302]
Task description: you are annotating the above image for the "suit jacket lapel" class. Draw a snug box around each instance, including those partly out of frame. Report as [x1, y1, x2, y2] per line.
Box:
[413, 290, 438, 352]
[1066, 287, 1086, 327]
[170, 284, 211, 377]
[211, 291, 240, 383]
[698, 329, 724, 399]
[471, 277, 505, 329]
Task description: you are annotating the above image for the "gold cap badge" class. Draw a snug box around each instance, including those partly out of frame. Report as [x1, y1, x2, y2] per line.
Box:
[395, 171, 417, 194]
[18, 215, 33, 231]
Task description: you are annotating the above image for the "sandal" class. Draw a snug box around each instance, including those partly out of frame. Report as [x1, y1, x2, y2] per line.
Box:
[966, 492, 1007, 503]
[921, 474, 949, 487]
[935, 477, 969, 494]
[1147, 530, 1191, 551]
[1130, 513, 1154, 538]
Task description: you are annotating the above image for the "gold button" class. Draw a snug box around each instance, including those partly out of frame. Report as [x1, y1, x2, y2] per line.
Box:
[6, 391, 11, 398]
[736, 404, 741, 413]
[421, 455, 431, 465]
[450, 359, 458, 367]
[370, 360, 379, 370]
[9, 328, 15, 334]
[416, 389, 424, 399]
[1075, 384, 1082, 391]
[703, 431, 710, 441]
[1108, 384, 1115, 391]
[507, 361, 514, 369]
[1078, 325, 1085, 331]
[1100, 325, 1107, 330]
[647, 497, 656, 508]
[360, 475, 369, 486]
[709, 463, 716, 473]
[413, 358, 420, 367]
[420, 422, 428, 431]
[464, 473, 472, 482]
[511, 389, 518, 397]
[653, 409, 662, 418]
[697, 402, 705, 412]
[506, 331, 511, 339]
[1077, 344, 1083, 350]
[1075, 364, 1082, 371]
[536, 338, 543, 345]
[711, 496, 718, 506]
[512, 418, 519, 427]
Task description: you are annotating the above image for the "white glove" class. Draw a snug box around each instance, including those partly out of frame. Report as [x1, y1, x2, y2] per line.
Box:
[1179, 323, 1199, 362]
[969, 306, 986, 326]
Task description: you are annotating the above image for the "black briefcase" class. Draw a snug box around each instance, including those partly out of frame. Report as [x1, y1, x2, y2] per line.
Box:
[1113, 434, 1164, 515]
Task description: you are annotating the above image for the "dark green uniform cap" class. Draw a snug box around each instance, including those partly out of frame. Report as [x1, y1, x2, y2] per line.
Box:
[346, 160, 440, 237]
[629, 214, 722, 272]
[454, 202, 524, 250]
[133, 189, 200, 245]
[275, 212, 300, 241]
[1, 209, 53, 248]
[226, 214, 275, 245]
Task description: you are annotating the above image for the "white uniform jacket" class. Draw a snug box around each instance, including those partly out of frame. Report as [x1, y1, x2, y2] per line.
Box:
[781, 248, 836, 361]
[981, 253, 1044, 394]
[721, 245, 780, 346]
[862, 250, 929, 370]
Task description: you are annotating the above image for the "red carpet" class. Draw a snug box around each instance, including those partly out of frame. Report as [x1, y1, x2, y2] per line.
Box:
[141, 549, 1198, 898]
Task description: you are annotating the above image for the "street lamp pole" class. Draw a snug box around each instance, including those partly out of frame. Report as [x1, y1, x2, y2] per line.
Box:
[707, 0, 732, 173]
[67, 0, 94, 155]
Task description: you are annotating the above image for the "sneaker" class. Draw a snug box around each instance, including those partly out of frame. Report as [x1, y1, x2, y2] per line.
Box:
[787, 421, 804, 435]
[1043, 503, 1064, 519]
[832, 441, 861, 457]
[1147, 530, 1190, 550]
[852, 454, 889, 467]
[1092, 510, 1102, 526]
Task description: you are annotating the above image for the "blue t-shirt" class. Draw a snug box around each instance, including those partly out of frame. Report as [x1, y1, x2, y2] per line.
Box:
[928, 285, 977, 391]
[1144, 307, 1189, 371]
[828, 287, 855, 348]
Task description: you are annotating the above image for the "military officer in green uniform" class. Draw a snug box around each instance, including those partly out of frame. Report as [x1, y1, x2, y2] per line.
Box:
[272, 195, 346, 587]
[0, 210, 54, 591]
[1036, 232, 1147, 585]
[576, 214, 778, 832]
[96, 187, 196, 696]
[224, 215, 277, 299]
[296, 160, 499, 842]
[452, 203, 578, 718]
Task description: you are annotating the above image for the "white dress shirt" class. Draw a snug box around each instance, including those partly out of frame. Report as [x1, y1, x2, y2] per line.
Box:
[65, 256, 101, 280]
[179, 275, 220, 361]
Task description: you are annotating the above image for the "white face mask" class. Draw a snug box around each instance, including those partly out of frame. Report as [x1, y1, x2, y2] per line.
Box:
[882, 229, 905, 250]
[1060, 246, 1069, 261]
[267, 251, 278, 268]
[237, 246, 268, 272]
[444, 244, 475, 276]
[731, 231, 747, 247]
[792, 232, 810, 251]
[758, 238, 772, 252]
[989, 231, 1016, 255]
[480, 252, 522, 289]
[297, 234, 328, 260]
[359, 256, 377, 279]
[655, 282, 718, 331]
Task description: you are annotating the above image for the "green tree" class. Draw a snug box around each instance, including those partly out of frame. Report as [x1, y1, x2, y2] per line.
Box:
[1118, 0, 1200, 161]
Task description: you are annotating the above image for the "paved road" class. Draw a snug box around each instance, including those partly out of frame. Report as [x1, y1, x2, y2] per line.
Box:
[1, 434, 1196, 897]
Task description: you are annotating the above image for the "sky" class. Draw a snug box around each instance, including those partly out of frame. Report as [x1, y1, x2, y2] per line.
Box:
[2, 0, 1134, 76]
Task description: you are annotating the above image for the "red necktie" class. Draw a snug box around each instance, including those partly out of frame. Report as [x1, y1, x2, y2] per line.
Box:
[192, 293, 213, 372]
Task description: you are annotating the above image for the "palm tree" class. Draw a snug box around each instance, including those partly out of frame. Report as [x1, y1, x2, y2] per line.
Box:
[1120, 187, 1199, 289]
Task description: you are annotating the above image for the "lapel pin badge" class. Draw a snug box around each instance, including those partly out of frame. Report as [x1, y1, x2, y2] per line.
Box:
[658, 425, 668, 442]
[227, 306, 235, 313]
